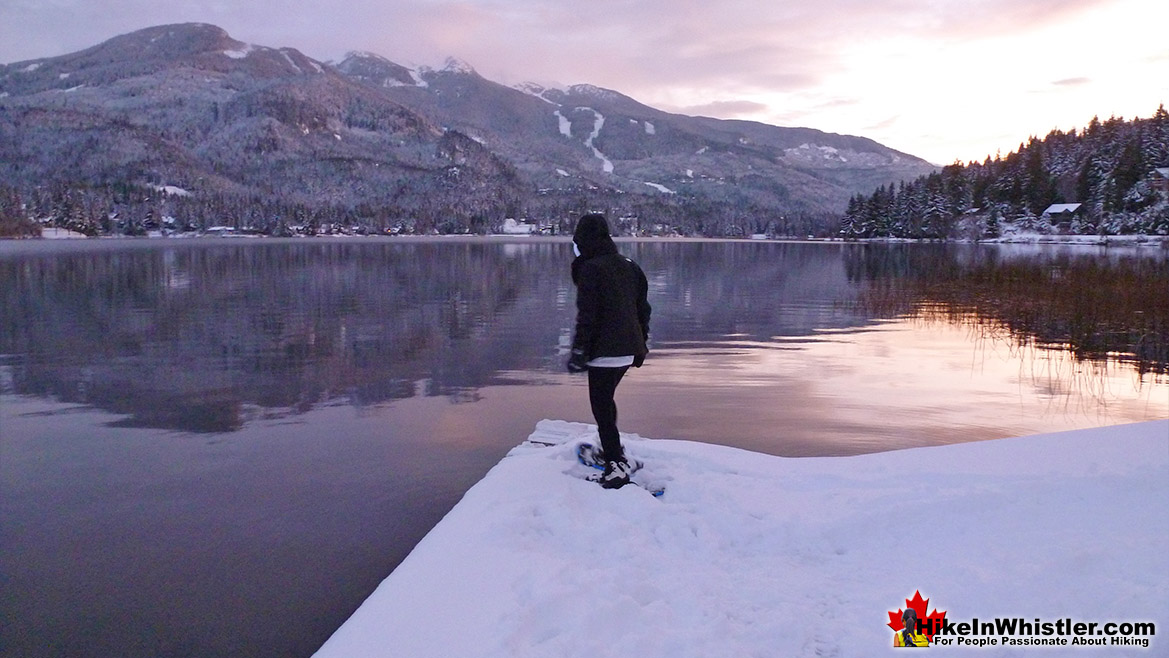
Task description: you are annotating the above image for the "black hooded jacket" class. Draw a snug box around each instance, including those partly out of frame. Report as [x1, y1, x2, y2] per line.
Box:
[570, 214, 651, 360]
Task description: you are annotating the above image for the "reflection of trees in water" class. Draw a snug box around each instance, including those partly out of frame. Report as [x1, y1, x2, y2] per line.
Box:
[0, 241, 571, 432]
[844, 243, 1169, 377]
[6, 240, 1162, 432]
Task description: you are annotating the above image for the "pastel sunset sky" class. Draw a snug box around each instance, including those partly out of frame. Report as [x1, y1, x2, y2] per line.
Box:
[2, 0, 1166, 164]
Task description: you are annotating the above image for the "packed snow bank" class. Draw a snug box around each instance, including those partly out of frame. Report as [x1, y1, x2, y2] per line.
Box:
[314, 420, 1167, 657]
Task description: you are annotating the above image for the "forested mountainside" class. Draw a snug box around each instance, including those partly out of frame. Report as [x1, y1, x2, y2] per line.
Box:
[840, 107, 1169, 240]
[0, 23, 937, 239]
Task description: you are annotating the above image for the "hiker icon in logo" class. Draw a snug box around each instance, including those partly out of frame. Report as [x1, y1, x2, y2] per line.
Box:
[888, 591, 945, 647]
[895, 608, 930, 647]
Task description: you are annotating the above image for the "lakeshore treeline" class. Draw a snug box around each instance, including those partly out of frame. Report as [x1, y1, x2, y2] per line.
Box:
[840, 107, 1169, 240]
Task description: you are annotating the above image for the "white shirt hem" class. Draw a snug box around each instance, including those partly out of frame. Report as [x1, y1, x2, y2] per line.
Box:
[587, 355, 635, 368]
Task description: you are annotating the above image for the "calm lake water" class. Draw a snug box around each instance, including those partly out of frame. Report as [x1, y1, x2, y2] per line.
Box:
[2, 238, 1166, 657]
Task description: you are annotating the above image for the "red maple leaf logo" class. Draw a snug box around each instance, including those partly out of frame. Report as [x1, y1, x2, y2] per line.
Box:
[888, 590, 947, 642]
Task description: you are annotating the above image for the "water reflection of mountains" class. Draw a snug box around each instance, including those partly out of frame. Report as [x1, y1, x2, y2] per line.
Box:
[2, 240, 1164, 432]
[1, 241, 575, 432]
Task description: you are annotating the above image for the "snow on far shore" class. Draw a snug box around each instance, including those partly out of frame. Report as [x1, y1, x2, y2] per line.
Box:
[151, 184, 192, 197]
[982, 232, 1168, 247]
[40, 227, 89, 239]
[313, 419, 1167, 658]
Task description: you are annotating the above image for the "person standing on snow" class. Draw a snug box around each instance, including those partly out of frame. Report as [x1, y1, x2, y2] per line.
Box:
[567, 213, 651, 489]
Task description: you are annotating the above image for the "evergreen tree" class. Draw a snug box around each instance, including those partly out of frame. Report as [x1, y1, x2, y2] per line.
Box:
[0, 185, 39, 237]
[841, 195, 862, 238]
[1147, 104, 1169, 167]
[1112, 136, 1147, 211]
[1022, 142, 1057, 213]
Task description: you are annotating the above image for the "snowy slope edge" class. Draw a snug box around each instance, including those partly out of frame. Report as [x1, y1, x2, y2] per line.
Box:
[313, 419, 1168, 658]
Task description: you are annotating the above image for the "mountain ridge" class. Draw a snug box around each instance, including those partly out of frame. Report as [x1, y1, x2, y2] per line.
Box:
[0, 23, 938, 237]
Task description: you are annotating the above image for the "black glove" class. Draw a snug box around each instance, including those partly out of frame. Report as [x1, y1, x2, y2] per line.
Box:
[633, 352, 645, 368]
[567, 349, 589, 373]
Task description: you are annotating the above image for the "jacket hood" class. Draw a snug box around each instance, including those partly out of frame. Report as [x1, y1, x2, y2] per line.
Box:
[572, 214, 618, 260]
[571, 214, 619, 286]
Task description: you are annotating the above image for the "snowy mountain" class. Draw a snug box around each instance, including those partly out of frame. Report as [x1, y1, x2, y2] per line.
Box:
[0, 23, 938, 236]
[331, 51, 418, 88]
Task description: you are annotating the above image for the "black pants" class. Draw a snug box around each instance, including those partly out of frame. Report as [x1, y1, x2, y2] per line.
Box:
[588, 366, 629, 463]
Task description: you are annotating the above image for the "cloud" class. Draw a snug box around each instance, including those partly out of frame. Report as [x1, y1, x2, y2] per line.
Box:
[387, 0, 841, 97]
[866, 116, 900, 131]
[1052, 77, 1091, 86]
[833, 0, 1115, 41]
[674, 100, 771, 118]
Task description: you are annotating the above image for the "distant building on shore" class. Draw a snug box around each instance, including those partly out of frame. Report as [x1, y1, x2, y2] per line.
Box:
[1151, 168, 1169, 197]
[1042, 203, 1084, 233]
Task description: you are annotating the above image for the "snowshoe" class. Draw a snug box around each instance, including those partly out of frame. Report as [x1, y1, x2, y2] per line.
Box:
[597, 459, 632, 489]
[576, 443, 643, 473]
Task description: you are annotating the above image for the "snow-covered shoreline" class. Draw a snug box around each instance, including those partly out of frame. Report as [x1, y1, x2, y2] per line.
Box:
[10, 234, 1168, 249]
[313, 419, 1167, 657]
